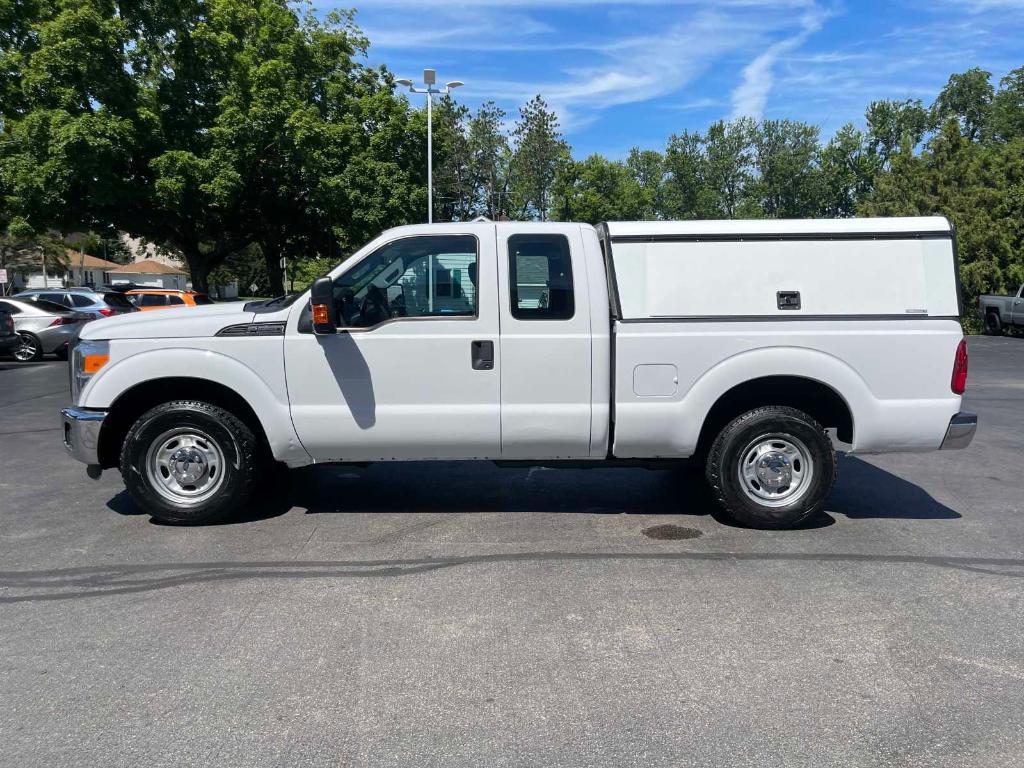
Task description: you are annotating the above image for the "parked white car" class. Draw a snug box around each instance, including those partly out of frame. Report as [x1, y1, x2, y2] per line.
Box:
[62, 217, 975, 528]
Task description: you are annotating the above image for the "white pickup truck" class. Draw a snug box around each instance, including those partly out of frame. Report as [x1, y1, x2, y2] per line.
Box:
[62, 217, 975, 529]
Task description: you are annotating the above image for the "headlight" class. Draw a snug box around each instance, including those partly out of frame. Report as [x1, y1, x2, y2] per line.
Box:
[71, 339, 110, 403]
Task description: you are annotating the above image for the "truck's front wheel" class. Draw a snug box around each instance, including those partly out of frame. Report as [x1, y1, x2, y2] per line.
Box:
[120, 400, 259, 525]
[705, 406, 836, 529]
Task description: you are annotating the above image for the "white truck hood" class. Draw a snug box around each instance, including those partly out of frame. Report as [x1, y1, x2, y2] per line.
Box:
[80, 302, 258, 340]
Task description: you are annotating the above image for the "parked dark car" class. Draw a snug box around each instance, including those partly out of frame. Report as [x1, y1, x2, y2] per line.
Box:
[15, 287, 139, 320]
[0, 305, 18, 357]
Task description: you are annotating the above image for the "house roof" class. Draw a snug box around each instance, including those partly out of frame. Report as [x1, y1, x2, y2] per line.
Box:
[109, 259, 187, 275]
[66, 249, 122, 270]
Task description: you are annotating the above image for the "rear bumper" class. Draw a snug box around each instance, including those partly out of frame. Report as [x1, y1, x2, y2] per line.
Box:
[39, 324, 82, 354]
[61, 407, 107, 465]
[940, 412, 977, 450]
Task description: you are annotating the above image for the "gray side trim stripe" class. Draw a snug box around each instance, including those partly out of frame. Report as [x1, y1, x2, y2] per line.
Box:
[618, 314, 961, 324]
[609, 230, 953, 244]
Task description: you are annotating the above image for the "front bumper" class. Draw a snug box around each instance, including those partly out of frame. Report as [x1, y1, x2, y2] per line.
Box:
[0, 334, 18, 352]
[940, 412, 977, 450]
[61, 407, 107, 465]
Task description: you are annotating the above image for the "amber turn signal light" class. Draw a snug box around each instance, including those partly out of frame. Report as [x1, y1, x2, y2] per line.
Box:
[83, 353, 109, 374]
[311, 303, 330, 326]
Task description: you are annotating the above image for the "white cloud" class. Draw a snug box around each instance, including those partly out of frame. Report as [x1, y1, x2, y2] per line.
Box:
[730, 7, 828, 119]
[377, 6, 802, 133]
[949, 0, 1024, 10]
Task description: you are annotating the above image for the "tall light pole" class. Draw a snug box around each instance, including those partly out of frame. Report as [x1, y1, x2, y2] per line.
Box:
[396, 69, 464, 224]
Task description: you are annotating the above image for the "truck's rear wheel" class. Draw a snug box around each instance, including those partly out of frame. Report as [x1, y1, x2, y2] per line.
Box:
[120, 400, 259, 525]
[705, 406, 836, 529]
[984, 312, 1003, 335]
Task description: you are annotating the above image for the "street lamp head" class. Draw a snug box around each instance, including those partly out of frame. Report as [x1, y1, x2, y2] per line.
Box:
[395, 78, 413, 88]
[423, 68, 436, 85]
[445, 81, 464, 89]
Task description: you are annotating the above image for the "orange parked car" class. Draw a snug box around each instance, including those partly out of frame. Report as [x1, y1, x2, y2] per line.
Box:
[126, 289, 214, 311]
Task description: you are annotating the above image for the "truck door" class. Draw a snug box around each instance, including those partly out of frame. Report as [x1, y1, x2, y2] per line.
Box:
[284, 229, 501, 461]
[496, 225, 593, 459]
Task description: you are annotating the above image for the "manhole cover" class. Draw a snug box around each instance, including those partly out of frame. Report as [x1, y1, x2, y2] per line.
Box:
[643, 524, 702, 540]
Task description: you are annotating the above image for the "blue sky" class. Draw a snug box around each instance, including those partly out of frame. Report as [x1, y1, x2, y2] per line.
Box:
[342, 0, 1024, 158]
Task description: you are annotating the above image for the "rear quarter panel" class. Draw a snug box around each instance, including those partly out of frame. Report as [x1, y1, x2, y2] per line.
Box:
[612, 319, 964, 457]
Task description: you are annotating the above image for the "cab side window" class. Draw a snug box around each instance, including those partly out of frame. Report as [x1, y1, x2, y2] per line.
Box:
[508, 234, 574, 320]
[140, 294, 167, 307]
[167, 295, 185, 305]
[334, 235, 478, 328]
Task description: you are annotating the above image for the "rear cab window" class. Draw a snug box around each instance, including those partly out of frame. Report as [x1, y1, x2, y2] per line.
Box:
[508, 234, 575, 320]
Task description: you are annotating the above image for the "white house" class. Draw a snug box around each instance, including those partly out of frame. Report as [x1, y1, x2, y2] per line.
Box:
[108, 259, 188, 290]
[68, 250, 123, 288]
[5, 249, 121, 291]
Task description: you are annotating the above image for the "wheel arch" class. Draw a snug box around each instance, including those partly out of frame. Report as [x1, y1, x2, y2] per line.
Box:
[97, 377, 270, 469]
[695, 375, 854, 458]
[83, 347, 309, 468]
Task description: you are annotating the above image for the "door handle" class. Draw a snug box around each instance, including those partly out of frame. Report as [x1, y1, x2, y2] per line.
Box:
[471, 340, 494, 370]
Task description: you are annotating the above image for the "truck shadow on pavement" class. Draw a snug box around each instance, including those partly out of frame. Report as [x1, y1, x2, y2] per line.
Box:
[106, 454, 960, 528]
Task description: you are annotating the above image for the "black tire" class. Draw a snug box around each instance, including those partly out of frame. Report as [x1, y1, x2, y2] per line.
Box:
[12, 332, 42, 362]
[984, 312, 1003, 335]
[120, 400, 260, 525]
[705, 406, 837, 529]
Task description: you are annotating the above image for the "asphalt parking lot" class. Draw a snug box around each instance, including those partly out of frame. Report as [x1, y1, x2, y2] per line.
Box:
[1, 335, 1022, 768]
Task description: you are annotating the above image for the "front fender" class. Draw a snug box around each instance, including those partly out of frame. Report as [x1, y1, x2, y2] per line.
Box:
[82, 347, 311, 466]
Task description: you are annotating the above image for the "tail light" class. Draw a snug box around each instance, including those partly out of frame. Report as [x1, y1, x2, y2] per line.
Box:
[49, 316, 77, 326]
[951, 338, 968, 394]
[98, 308, 115, 317]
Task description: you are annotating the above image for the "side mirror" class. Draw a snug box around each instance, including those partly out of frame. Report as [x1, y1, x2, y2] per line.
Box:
[309, 277, 337, 335]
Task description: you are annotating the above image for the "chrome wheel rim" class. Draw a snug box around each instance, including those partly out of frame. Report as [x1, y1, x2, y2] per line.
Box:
[145, 428, 227, 507]
[737, 433, 814, 508]
[12, 334, 37, 361]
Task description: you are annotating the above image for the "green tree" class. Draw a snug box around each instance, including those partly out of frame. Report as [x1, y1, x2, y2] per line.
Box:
[819, 124, 879, 217]
[466, 101, 511, 220]
[625, 148, 666, 220]
[752, 119, 822, 217]
[932, 67, 994, 142]
[509, 96, 569, 220]
[865, 98, 929, 166]
[553, 154, 649, 224]
[431, 95, 473, 221]
[662, 130, 711, 219]
[703, 118, 758, 218]
[0, 218, 69, 279]
[990, 66, 1024, 141]
[0, 0, 424, 294]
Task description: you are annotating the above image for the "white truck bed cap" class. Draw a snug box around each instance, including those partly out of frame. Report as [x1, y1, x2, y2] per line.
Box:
[604, 217, 952, 239]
